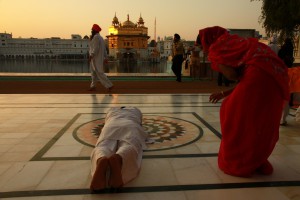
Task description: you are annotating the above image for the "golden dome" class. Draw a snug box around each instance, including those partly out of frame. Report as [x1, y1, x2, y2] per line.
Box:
[137, 13, 144, 27]
[122, 14, 135, 27]
[113, 16, 118, 23]
[138, 15, 144, 24]
[112, 12, 119, 26]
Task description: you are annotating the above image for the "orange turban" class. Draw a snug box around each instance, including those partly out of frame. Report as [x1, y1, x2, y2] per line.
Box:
[92, 24, 101, 32]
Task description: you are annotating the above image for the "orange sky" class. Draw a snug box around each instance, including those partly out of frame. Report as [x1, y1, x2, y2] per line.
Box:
[0, 0, 264, 40]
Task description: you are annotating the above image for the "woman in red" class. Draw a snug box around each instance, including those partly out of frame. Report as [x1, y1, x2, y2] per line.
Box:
[196, 26, 289, 177]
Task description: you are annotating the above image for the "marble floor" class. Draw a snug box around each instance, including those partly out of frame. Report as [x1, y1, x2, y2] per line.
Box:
[0, 93, 299, 200]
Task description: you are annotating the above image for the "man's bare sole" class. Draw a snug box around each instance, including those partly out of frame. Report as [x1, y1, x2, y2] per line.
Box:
[108, 154, 123, 188]
[90, 157, 109, 191]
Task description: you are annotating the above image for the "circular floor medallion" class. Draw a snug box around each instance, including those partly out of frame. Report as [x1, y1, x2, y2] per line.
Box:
[73, 115, 202, 151]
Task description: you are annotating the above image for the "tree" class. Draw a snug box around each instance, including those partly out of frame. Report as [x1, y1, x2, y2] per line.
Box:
[252, 0, 300, 41]
[149, 40, 157, 47]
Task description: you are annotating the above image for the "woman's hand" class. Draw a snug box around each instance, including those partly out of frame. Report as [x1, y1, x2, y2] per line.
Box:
[209, 91, 225, 103]
[209, 88, 234, 103]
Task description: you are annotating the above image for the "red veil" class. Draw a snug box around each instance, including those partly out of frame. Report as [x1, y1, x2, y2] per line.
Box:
[198, 26, 228, 53]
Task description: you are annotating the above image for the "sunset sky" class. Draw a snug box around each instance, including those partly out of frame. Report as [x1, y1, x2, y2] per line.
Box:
[0, 0, 264, 41]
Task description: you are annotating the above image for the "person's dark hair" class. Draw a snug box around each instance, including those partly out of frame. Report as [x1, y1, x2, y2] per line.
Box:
[278, 37, 294, 67]
[174, 33, 180, 40]
[284, 38, 293, 48]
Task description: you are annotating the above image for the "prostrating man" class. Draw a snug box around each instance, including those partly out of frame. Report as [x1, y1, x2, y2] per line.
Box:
[90, 106, 148, 191]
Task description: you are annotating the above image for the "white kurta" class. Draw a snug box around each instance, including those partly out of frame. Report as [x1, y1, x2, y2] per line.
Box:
[91, 107, 148, 184]
[89, 33, 113, 89]
[296, 106, 300, 123]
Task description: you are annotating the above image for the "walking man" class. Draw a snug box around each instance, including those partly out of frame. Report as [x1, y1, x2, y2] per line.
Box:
[89, 24, 113, 92]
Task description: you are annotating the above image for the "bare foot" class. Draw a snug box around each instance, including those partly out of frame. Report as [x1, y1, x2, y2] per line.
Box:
[90, 157, 109, 191]
[107, 86, 114, 92]
[88, 87, 96, 91]
[108, 154, 123, 188]
[256, 160, 273, 175]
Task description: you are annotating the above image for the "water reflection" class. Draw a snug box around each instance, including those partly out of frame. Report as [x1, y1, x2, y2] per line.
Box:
[0, 59, 172, 74]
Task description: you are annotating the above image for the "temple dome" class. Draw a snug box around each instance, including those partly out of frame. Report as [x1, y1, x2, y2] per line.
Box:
[137, 13, 145, 27]
[122, 20, 135, 27]
[138, 16, 144, 24]
[113, 16, 119, 23]
[122, 14, 135, 27]
[112, 12, 120, 26]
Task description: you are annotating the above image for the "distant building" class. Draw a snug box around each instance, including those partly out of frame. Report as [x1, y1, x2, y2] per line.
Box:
[0, 33, 89, 59]
[106, 13, 150, 62]
[228, 28, 256, 38]
[156, 36, 173, 59]
[147, 40, 160, 62]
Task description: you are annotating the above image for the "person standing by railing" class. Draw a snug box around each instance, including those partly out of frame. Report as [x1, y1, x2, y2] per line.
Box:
[172, 33, 185, 82]
[278, 38, 295, 125]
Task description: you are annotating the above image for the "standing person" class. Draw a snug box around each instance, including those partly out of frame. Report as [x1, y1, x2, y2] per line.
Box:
[197, 26, 289, 177]
[278, 38, 294, 125]
[89, 24, 113, 92]
[268, 35, 280, 54]
[90, 107, 148, 191]
[172, 33, 185, 82]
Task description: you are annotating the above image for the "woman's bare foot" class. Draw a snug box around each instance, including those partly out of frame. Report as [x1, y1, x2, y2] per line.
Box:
[108, 154, 123, 188]
[90, 157, 109, 191]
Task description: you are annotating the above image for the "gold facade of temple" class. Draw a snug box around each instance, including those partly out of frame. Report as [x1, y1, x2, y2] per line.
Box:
[106, 14, 150, 62]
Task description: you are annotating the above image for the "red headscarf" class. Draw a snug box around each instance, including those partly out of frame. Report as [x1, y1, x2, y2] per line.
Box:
[198, 26, 289, 100]
[198, 26, 228, 53]
[92, 24, 102, 32]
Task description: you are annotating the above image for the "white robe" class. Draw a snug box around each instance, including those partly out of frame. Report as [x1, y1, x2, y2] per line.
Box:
[296, 106, 300, 123]
[91, 107, 148, 184]
[89, 33, 113, 89]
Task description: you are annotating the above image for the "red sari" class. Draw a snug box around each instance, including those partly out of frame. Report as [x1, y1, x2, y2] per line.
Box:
[199, 27, 289, 177]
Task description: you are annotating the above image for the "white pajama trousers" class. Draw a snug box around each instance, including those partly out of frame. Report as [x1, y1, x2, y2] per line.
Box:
[281, 101, 290, 124]
[90, 65, 113, 89]
[91, 140, 142, 184]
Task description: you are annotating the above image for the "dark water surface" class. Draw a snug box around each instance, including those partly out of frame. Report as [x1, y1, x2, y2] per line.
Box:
[0, 60, 172, 74]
